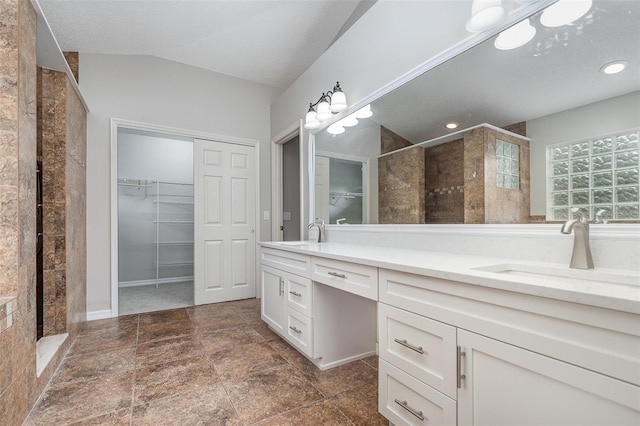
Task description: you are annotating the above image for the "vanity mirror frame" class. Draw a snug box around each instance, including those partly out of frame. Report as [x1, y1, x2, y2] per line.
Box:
[307, 0, 639, 228]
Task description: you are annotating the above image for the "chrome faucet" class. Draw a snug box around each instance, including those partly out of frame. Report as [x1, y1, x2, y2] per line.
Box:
[307, 218, 324, 243]
[560, 209, 594, 269]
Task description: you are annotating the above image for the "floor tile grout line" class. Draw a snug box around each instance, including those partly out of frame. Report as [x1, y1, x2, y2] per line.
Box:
[199, 332, 246, 425]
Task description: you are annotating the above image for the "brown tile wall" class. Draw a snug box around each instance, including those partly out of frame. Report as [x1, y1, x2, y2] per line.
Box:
[378, 127, 425, 224]
[0, 1, 87, 424]
[425, 139, 464, 223]
[0, 0, 38, 424]
[463, 127, 486, 224]
[40, 68, 67, 335]
[62, 52, 79, 82]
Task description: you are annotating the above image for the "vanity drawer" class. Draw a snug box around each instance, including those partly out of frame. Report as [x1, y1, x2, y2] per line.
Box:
[311, 257, 378, 300]
[379, 358, 456, 426]
[286, 274, 312, 317]
[286, 309, 313, 357]
[261, 248, 311, 277]
[379, 303, 457, 399]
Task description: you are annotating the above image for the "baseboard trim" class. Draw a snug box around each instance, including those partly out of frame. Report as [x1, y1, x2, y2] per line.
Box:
[118, 276, 194, 288]
[87, 310, 112, 321]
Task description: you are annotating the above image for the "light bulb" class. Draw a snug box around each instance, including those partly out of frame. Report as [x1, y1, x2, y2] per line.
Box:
[354, 104, 373, 118]
[304, 110, 320, 129]
[330, 91, 347, 112]
[340, 115, 359, 127]
[540, 0, 592, 28]
[466, 0, 507, 32]
[327, 123, 345, 135]
[494, 18, 536, 50]
[316, 100, 332, 121]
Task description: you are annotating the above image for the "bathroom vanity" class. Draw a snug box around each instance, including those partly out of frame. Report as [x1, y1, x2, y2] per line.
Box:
[259, 241, 640, 425]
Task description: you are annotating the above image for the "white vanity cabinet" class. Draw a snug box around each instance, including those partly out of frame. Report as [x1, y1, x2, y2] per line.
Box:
[378, 268, 640, 426]
[260, 247, 377, 369]
[260, 248, 314, 356]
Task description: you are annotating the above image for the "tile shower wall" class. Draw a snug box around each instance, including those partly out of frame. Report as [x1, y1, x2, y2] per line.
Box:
[482, 126, 530, 224]
[378, 126, 426, 223]
[40, 68, 67, 335]
[0, 0, 39, 424]
[38, 66, 87, 337]
[0, 1, 87, 424]
[425, 138, 464, 223]
[463, 126, 530, 224]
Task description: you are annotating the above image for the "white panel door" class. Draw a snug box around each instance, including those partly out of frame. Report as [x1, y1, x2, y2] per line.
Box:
[314, 156, 330, 224]
[194, 139, 256, 305]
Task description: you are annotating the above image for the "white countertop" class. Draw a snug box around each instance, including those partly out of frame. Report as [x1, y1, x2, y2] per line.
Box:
[259, 241, 640, 314]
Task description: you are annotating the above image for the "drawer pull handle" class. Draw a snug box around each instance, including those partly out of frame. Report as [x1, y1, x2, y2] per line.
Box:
[289, 291, 302, 297]
[457, 345, 466, 389]
[289, 326, 302, 334]
[328, 271, 347, 279]
[394, 399, 425, 421]
[394, 338, 425, 354]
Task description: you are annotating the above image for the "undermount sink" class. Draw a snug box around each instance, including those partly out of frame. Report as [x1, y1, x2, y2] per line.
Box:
[473, 263, 640, 287]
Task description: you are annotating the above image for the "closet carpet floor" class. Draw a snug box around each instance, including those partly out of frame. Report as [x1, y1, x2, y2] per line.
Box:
[25, 298, 388, 426]
[118, 282, 194, 315]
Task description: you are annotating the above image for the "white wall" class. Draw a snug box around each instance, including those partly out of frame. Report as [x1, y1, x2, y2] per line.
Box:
[270, 0, 551, 138]
[80, 54, 280, 313]
[271, 0, 473, 137]
[528, 91, 640, 216]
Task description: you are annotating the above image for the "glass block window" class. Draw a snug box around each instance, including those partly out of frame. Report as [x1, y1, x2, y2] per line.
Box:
[496, 139, 520, 190]
[548, 129, 640, 221]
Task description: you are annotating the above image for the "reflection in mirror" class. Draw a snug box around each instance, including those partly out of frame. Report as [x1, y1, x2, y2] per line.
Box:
[313, 0, 640, 224]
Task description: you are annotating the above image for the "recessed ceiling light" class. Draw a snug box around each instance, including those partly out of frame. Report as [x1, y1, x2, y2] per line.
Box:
[540, 0, 592, 28]
[445, 122, 459, 130]
[600, 61, 628, 75]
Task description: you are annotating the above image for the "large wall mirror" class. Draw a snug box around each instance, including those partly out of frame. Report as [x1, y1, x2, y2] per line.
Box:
[313, 0, 639, 225]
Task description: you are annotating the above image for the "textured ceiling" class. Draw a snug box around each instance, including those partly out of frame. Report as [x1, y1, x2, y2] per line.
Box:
[39, 0, 369, 90]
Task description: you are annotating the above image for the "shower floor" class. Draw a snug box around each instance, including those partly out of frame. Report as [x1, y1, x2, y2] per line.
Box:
[118, 281, 194, 315]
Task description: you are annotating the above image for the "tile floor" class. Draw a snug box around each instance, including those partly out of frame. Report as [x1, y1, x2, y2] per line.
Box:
[25, 298, 388, 425]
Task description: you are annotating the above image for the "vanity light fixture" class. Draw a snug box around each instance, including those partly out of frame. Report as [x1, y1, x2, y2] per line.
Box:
[325, 105, 373, 136]
[494, 18, 536, 50]
[445, 122, 459, 130]
[600, 60, 628, 75]
[340, 115, 359, 127]
[540, 0, 592, 28]
[327, 122, 345, 135]
[304, 81, 348, 129]
[466, 0, 507, 32]
[353, 104, 373, 118]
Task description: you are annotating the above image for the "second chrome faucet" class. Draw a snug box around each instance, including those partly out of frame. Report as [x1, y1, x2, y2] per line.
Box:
[560, 209, 594, 270]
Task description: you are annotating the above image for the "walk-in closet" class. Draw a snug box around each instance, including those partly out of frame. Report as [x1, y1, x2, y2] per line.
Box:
[117, 128, 194, 315]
